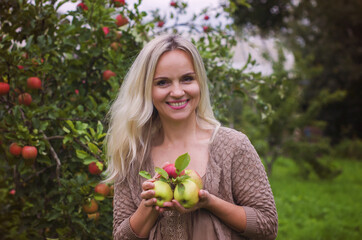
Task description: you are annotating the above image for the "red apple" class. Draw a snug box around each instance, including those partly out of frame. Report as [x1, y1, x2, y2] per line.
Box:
[88, 161, 103, 175]
[83, 199, 98, 213]
[116, 31, 123, 40]
[9, 189, 16, 195]
[170, 1, 177, 7]
[115, 14, 129, 27]
[102, 27, 110, 36]
[18, 93, 32, 106]
[114, 0, 125, 7]
[22, 146, 37, 160]
[110, 42, 121, 51]
[157, 21, 165, 27]
[203, 26, 209, 32]
[87, 212, 100, 221]
[0, 82, 10, 95]
[95, 183, 110, 196]
[77, 2, 88, 11]
[9, 143, 22, 156]
[204, 15, 210, 20]
[17, 65, 24, 70]
[27, 77, 42, 89]
[163, 163, 184, 179]
[102, 70, 116, 80]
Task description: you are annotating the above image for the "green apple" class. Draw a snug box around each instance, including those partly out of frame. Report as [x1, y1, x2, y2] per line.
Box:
[153, 180, 173, 207]
[184, 169, 203, 190]
[174, 179, 199, 208]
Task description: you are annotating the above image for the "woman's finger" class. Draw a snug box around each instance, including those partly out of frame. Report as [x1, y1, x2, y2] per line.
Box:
[140, 189, 155, 200]
[143, 198, 157, 207]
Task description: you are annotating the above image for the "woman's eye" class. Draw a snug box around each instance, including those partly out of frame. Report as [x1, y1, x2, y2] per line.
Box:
[183, 76, 194, 82]
[156, 80, 167, 86]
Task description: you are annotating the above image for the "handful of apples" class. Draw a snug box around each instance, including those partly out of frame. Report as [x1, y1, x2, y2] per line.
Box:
[139, 153, 203, 209]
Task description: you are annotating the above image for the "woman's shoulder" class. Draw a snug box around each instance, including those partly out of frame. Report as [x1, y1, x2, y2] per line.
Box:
[214, 126, 248, 144]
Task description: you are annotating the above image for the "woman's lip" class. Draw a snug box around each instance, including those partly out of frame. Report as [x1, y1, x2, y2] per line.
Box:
[167, 99, 189, 109]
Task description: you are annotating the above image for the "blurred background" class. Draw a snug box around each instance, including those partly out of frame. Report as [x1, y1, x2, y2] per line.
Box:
[0, 0, 361, 239]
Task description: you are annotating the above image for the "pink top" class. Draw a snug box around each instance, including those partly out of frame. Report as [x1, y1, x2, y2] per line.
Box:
[113, 127, 278, 239]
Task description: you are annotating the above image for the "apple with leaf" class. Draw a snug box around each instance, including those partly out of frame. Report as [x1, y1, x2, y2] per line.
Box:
[139, 153, 203, 208]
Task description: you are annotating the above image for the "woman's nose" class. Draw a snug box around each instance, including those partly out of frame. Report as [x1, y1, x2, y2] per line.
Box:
[170, 83, 185, 97]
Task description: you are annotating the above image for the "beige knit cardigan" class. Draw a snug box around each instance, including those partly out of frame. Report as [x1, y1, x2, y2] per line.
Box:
[113, 127, 278, 240]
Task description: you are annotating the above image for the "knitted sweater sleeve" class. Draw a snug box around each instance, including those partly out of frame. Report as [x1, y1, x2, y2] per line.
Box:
[231, 133, 278, 240]
[113, 178, 148, 240]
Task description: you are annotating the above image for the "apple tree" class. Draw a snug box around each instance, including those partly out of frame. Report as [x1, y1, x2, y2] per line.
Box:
[0, 0, 271, 239]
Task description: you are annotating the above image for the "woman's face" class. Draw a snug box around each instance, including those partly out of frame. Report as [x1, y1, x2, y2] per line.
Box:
[152, 49, 200, 124]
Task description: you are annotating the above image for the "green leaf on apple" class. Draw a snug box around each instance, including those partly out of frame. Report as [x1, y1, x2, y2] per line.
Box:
[139, 171, 152, 179]
[175, 152, 190, 175]
[177, 175, 190, 182]
[155, 167, 169, 179]
[176, 183, 185, 195]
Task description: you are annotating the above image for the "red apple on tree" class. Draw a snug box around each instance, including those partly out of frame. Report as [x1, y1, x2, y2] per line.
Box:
[103, 70, 116, 80]
[18, 93, 32, 106]
[102, 27, 110, 36]
[114, 0, 125, 7]
[83, 199, 98, 213]
[0, 82, 10, 95]
[88, 161, 103, 175]
[204, 15, 210, 20]
[17, 65, 24, 70]
[110, 42, 121, 51]
[27, 77, 42, 89]
[170, 1, 177, 7]
[22, 146, 37, 160]
[203, 26, 209, 32]
[9, 189, 16, 195]
[87, 212, 100, 221]
[95, 183, 110, 196]
[9, 143, 22, 156]
[157, 21, 165, 28]
[77, 2, 88, 11]
[115, 14, 129, 27]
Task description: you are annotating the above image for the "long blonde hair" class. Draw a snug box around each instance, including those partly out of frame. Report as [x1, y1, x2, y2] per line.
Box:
[104, 34, 220, 182]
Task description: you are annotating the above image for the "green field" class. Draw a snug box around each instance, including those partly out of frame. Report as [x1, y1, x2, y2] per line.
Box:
[269, 158, 362, 239]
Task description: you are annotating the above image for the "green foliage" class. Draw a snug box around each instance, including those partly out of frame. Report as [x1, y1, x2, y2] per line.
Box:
[332, 138, 362, 160]
[271, 157, 362, 239]
[1, 1, 270, 238]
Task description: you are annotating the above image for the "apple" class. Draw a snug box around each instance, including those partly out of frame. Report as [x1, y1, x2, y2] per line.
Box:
[95, 183, 110, 196]
[102, 27, 110, 36]
[153, 180, 173, 207]
[157, 21, 164, 28]
[87, 212, 100, 221]
[115, 14, 129, 27]
[203, 26, 209, 32]
[102, 70, 116, 80]
[170, 1, 177, 7]
[110, 42, 121, 51]
[163, 163, 184, 179]
[77, 2, 88, 11]
[109, 185, 114, 196]
[174, 179, 199, 208]
[22, 146, 37, 160]
[204, 15, 210, 20]
[9, 143, 22, 156]
[27, 77, 42, 89]
[83, 199, 98, 213]
[18, 93, 32, 106]
[17, 65, 24, 70]
[114, 0, 125, 7]
[9, 189, 16, 195]
[0, 82, 10, 95]
[183, 169, 203, 189]
[88, 161, 103, 175]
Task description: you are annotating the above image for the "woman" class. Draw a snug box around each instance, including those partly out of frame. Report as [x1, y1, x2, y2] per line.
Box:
[105, 34, 278, 239]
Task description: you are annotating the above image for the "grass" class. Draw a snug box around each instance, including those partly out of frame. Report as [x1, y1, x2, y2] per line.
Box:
[269, 157, 362, 240]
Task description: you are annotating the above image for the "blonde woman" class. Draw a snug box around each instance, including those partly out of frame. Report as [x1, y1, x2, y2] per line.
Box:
[105, 34, 278, 240]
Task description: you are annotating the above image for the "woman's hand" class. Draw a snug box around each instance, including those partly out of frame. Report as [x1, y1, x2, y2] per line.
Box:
[163, 189, 214, 214]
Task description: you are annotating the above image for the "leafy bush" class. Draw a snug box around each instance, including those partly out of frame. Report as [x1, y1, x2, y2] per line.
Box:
[332, 138, 362, 160]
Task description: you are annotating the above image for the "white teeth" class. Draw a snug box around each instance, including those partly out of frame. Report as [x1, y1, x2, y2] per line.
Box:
[169, 101, 187, 107]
